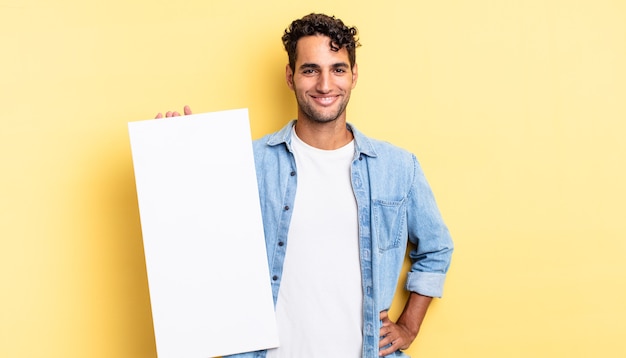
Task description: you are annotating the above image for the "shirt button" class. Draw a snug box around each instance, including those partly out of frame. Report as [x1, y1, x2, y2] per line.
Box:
[272, 275, 278, 281]
[284, 205, 289, 210]
[290, 171, 296, 176]
[278, 241, 284, 247]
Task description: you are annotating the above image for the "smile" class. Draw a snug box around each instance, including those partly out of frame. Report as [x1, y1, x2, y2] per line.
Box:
[312, 95, 339, 106]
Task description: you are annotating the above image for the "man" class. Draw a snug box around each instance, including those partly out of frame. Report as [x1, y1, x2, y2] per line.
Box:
[158, 13, 453, 358]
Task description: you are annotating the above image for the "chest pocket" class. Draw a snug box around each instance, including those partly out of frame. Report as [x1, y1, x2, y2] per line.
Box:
[372, 198, 407, 251]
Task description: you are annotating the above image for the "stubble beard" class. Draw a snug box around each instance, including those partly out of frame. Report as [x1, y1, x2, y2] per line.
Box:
[296, 93, 350, 124]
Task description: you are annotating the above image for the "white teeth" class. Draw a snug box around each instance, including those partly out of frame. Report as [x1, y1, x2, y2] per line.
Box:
[317, 97, 335, 104]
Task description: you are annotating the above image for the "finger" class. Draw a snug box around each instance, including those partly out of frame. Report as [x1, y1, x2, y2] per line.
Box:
[379, 322, 394, 336]
[379, 344, 397, 357]
[173, 111, 181, 116]
[379, 310, 389, 321]
[379, 338, 400, 356]
[165, 111, 173, 117]
[379, 327, 395, 347]
[155, 113, 163, 119]
[183, 105, 192, 115]
[382, 336, 408, 354]
[378, 335, 394, 348]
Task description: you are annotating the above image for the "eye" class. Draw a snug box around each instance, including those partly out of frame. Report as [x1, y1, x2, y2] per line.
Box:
[301, 68, 318, 75]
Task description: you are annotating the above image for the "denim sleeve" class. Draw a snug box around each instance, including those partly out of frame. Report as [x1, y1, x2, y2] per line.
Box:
[405, 155, 454, 298]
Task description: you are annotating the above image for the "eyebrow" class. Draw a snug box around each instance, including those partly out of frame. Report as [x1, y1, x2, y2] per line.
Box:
[298, 62, 350, 71]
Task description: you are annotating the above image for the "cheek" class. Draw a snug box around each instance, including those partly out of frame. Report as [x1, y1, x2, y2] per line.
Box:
[340, 78, 356, 90]
[293, 78, 312, 93]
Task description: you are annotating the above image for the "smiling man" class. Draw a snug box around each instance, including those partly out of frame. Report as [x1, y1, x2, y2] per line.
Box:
[159, 13, 453, 358]
[239, 14, 452, 358]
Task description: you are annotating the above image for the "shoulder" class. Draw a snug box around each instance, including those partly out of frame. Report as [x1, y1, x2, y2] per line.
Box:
[352, 125, 417, 166]
[253, 120, 295, 153]
[368, 139, 419, 181]
[252, 134, 272, 151]
[370, 137, 414, 158]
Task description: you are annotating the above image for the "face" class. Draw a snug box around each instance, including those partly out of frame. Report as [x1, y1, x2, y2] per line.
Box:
[286, 35, 358, 124]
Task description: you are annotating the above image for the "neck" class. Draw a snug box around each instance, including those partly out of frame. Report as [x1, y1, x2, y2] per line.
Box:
[294, 117, 353, 150]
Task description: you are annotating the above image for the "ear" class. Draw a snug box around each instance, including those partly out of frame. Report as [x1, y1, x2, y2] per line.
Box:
[286, 64, 295, 90]
[351, 63, 359, 89]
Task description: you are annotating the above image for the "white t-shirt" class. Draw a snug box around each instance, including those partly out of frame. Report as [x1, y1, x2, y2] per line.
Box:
[266, 128, 363, 358]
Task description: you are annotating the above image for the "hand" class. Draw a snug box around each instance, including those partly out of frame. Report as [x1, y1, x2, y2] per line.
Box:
[378, 310, 416, 357]
[155, 105, 193, 119]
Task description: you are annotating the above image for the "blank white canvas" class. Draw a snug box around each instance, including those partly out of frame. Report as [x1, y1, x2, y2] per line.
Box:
[128, 109, 278, 358]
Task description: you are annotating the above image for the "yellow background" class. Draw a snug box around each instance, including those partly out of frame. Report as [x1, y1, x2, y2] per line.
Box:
[2, 0, 625, 357]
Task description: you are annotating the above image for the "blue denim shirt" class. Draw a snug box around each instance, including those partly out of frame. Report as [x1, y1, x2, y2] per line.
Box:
[226, 121, 453, 358]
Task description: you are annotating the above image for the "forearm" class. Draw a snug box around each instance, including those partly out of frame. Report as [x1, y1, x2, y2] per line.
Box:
[396, 292, 433, 339]
[378, 292, 433, 355]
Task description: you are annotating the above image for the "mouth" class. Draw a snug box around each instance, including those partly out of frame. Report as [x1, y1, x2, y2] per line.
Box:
[311, 95, 339, 106]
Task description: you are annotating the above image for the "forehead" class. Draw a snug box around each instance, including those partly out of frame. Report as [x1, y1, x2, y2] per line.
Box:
[295, 35, 350, 66]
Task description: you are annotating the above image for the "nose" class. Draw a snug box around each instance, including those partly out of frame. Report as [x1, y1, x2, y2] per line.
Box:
[316, 71, 331, 93]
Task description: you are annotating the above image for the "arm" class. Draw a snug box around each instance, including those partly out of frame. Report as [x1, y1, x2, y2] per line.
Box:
[378, 292, 433, 356]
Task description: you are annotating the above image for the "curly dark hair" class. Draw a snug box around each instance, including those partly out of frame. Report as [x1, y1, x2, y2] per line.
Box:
[282, 13, 360, 72]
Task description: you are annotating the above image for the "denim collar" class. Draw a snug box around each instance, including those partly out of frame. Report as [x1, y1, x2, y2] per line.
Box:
[264, 120, 378, 158]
